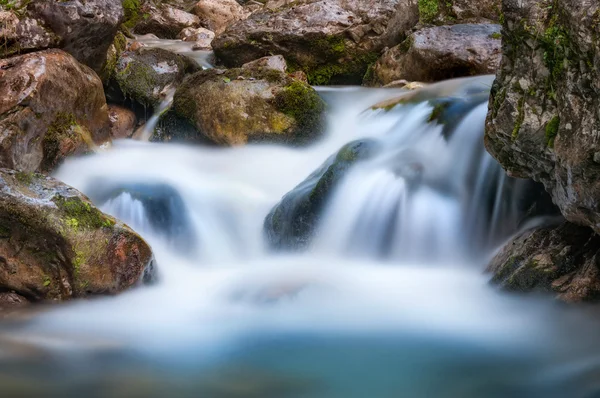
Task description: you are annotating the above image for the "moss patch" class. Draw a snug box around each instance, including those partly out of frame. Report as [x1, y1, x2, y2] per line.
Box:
[275, 81, 325, 134]
[545, 115, 560, 148]
[53, 196, 113, 230]
[122, 0, 141, 29]
[419, 0, 439, 24]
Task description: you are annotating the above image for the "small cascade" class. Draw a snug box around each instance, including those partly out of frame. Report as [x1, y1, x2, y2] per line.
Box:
[133, 85, 176, 141]
[133, 34, 215, 69]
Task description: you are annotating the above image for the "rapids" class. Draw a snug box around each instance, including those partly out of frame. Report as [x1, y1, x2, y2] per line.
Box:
[1, 77, 599, 398]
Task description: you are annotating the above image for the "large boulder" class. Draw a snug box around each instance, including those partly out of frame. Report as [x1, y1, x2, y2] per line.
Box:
[484, 0, 600, 234]
[113, 47, 199, 108]
[169, 61, 326, 145]
[265, 140, 379, 250]
[366, 24, 501, 86]
[192, 0, 249, 35]
[0, 169, 155, 303]
[212, 0, 419, 85]
[0, 49, 111, 173]
[0, 0, 124, 73]
[489, 222, 600, 303]
[132, 3, 201, 39]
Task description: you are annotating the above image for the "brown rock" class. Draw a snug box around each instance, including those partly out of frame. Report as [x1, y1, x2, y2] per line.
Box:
[134, 3, 200, 39]
[0, 169, 155, 303]
[0, 291, 29, 312]
[0, 49, 111, 173]
[192, 0, 249, 35]
[367, 24, 501, 86]
[108, 105, 137, 139]
[242, 55, 287, 73]
[178, 26, 215, 49]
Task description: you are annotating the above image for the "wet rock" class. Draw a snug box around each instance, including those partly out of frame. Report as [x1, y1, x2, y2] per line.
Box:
[114, 47, 199, 108]
[0, 10, 58, 59]
[264, 139, 380, 250]
[0, 169, 155, 303]
[99, 31, 128, 84]
[170, 66, 326, 145]
[0, 291, 29, 312]
[178, 27, 215, 49]
[25, 0, 124, 73]
[133, 3, 200, 39]
[213, 0, 419, 85]
[489, 222, 600, 303]
[193, 0, 249, 34]
[108, 105, 137, 139]
[484, 0, 600, 235]
[367, 24, 501, 86]
[0, 49, 111, 173]
[242, 55, 287, 73]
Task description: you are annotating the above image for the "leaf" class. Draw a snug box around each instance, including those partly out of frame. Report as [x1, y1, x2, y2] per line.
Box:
[222, 77, 231, 83]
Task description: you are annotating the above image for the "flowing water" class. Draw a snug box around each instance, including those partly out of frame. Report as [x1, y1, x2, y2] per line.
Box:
[1, 77, 600, 397]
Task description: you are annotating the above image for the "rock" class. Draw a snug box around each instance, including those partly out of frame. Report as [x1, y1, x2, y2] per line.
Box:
[417, 0, 500, 25]
[108, 105, 137, 139]
[99, 31, 128, 83]
[192, 0, 249, 35]
[241, 55, 287, 73]
[170, 66, 326, 145]
[366, 24, 501, 86]
[177, 26, 215, 49]
[25, 0, 124, 73]
[0, 169, 155, 303]
[0, 10, 59, 59]
[484, 0, 600, 235]
[0, 291, 29, 312]
[264, 139, 380, 250]
[489, 222, 600, 303]
[133, 3, 200, 39]
[0, 49, 111, 173]
[114, 47, 199, 108]
[212, 0, 420, 85]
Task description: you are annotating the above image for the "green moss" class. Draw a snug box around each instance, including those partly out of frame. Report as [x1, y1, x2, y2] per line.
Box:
[275, 81, 325, 135]
[42, 112, 80, 172]
[492, 87, 507, 118]
[511, 96, 525, 140]
[304, 52, 379, 85]
[53, 196, 112, 230]
[122, 0, 141, 29]
[15, 171, 34, 185]
[489, 32, 502, 40]
[419, 0, 439, 24]
[43, 276, 51, 287]
[545, 115, 560, 148]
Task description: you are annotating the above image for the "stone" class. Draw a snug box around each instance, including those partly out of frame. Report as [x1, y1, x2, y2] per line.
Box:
[169, 66, 326, 145]
[241, 55, 287, 73]
[489, 222, 600, 303]
[134, 3, 200, 39]
[0, 169, 155, 303]
[367, 24, 502, 86]
[192, 0, 249, 35]
[0, 49, 111, 173]
[417, 0, 500, 25]
[108, 105, 137, 139]
[212, 0, 420, 85]
[177, 26, 215, 49]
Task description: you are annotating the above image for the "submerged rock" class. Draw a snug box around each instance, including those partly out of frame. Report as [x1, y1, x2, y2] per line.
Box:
[367, 24, 501, 86]
[114, 47, 199, 108]
[212, 0, 419, 85]
[489, 222, 600, 303]
[170, 66, 326, 145]
[1, 0, 124, 73]
[485, 0, 600, 235]
[132, 3, 201, 39]
[0, 169, 155, 304]
[192, 0, 249, 35]
[178, 27, 215, 49]
[0, 49, 111, 173]
[264, 140, 379, 250]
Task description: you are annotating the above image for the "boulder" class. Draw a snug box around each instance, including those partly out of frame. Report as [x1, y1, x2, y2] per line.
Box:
[0, 169, 155, 303]
[366, 24, 501, 86]
[484, 0, 600, 234]
[264, 140, 379, 250]
[170, 66, 326, 145]
[212, 0, 420, 85]
[177, 26, 215, 50]
[114, 47, 199, 108]
[0, 10, 58, 59]
[417, 0, 500, 25]
[108, 105, 137, 139]
[0, 49, 111, 173]
[489, 222, 600, 303]
[132, 3, 201, 39]
[23, 0, 124, 73]
[192, 0, 249, 35]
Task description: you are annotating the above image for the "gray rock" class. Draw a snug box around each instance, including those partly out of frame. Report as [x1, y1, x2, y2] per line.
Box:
[192, 0, 249, 35]
[134, 3, 200, 39]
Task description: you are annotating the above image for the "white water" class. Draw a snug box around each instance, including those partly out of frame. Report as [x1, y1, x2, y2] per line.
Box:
[1, 79, 600, 397]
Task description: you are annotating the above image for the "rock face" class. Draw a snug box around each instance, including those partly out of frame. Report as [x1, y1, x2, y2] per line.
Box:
[213, 0, 419, 85]
[485, 0, 600, 234]
[0, 49, 111, 173]
[133, 3, 201, 39]
[1, 0, 124, 73]
[114, 47, 199, 108]
[265, 140, 379, 250]
[170, 65, 326, 145]
[417, 0, 500, 25]
[367, 24, 501, 86]
[489, 222, 600, 303]
[0, 169, 154, 303]
[192, 0, 249, 35]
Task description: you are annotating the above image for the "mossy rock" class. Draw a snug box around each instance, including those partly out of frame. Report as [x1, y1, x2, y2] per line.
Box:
[264, 139, 380, 250]
[0, 169, 155, 305]
[170, 67, 326, 145]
